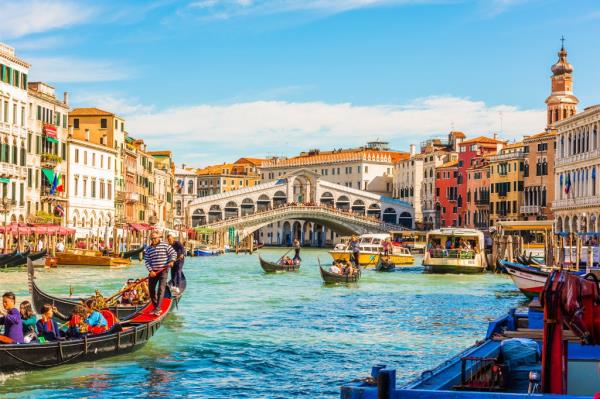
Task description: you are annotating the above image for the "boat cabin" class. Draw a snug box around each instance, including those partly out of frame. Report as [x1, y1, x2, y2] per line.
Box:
[425, 228, 484, 260]
[390, 231, 427, 253]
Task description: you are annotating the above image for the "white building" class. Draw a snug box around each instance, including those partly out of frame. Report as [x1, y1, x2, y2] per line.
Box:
[392, 144, 424, 225]
[0, 43, 29, 223]
[553, 104, 600, 233]
[259, 141, 405, 195]
[66, 138, 117, 238]
[174, 166, 198, 228]
[27, 82, 69, 220]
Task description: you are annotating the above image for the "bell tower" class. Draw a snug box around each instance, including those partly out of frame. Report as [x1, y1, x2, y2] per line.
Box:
[545, 37, 578, 128]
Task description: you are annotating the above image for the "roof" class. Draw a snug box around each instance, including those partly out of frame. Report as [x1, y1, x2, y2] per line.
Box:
[449, 131, 466, 138]
[196, 164, 236, 175]
[438, 160, 458, 169]
[503, 141, 524, 150]
[149, 150, 172, 158]
[69, 107, 114, 117]
[234, 157, 268, 165]
[523, 131, 556, 142]
[459, 136, 506, 146]
[261, 148, 409, 168]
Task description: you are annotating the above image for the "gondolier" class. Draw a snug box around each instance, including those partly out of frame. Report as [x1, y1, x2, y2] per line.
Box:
[167, 234, 185, 293]
[144, 232, 176, 316]
[293, 239, 301, 261]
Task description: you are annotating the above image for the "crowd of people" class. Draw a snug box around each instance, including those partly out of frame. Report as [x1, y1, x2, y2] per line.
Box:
[328, 259, 359, 277]
[0, 292, 110, 344]
[428, 237, 477, 258]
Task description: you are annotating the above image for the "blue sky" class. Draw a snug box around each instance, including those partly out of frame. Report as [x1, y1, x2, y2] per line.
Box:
[3, 0, 600, 166]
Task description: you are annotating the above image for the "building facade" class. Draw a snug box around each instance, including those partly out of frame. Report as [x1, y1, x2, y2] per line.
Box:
[553, 105, 600, 233]
[150, 151, 175, 231]
[66, 138, 117, 238]
[196, 162, 261, 197]
[435, 160, 459, 227]
[174, 166, 197, 229]
[393, 146, 423, 225]
[489, 142, 526, 225]
[521, 131, 556, 221]
[0, 43, 30, 223]
[465, 156, 490, 229]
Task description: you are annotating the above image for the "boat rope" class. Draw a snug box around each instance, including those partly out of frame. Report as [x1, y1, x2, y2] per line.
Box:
[0, 347, 87, 368]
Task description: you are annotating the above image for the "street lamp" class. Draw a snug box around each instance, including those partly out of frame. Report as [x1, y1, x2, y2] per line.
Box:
[0, 197, 15, 254]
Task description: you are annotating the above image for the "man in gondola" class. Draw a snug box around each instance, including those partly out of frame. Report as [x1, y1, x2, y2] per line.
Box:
[167, 234, 185, 294]
[144, 232, 177, 316]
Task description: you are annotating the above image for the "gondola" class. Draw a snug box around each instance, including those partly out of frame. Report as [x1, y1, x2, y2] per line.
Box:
[0, 249, 30, 268]
[120, 246, 144, 260]
[375, 256, 396, 272]
[27, 262, 186, 321]
[1, 261, 178, 374]
[259, 255, 300, 273]
[2, 251, 46, 268]
[318, 259, 361, 284]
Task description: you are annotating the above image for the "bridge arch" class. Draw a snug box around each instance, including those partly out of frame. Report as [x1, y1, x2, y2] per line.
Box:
[224, 201, 239, 219]
[208, 205, 222, 223]
[241, 198, 255, 216]
[288, 170, 318, 203]
[192, 209, 206, 227]
[257, 194, 271, 212]
[320, 191, 334, 207]
[398, 211, 412, 228]
[382, 207, 397, 224]
[367, 203, 381, 219]
[351, 199, 365, 215]
[273, 191, 287, 208]
[336, 195, 350, 211]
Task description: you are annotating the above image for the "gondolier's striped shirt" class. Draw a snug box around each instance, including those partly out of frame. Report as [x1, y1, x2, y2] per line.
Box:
[144, 242, 177, 272]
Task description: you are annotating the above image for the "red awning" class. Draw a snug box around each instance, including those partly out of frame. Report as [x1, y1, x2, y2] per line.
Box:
[43, 124, 57, 138]
[129, 223, 155, 232]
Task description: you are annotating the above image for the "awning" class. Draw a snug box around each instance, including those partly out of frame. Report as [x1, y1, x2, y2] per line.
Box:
[46, 136, 59, 144]
[0, 178, 10, 183]
[42, 168, 55, 185]
[194, 227, 215, 234]
[128, 223, 155, 232]
[43, 124, 57, 138]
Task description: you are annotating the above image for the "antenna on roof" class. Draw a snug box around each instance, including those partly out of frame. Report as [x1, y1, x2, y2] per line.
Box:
[560, 35, 565, 50]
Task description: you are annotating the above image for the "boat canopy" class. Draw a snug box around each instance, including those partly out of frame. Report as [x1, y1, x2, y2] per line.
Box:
[494, 220, 554, 232]
[425, 228, 485, 250]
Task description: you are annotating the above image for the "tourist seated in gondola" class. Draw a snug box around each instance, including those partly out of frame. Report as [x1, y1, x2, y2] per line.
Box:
[121, 279, 139, 305]
[20, 300, 37, 343]
[36, 304, 63, 342]
[67, 304, 88, 338]
[329, 262, 342, 274]
[0, 292, 24, 344]
[84, 299, 108, 335]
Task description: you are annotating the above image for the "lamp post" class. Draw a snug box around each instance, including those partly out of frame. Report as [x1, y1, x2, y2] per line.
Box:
[0, 197, 15, 253]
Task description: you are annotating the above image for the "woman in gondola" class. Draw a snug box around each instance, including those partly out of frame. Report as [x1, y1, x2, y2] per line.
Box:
[66, 304, 88, 338]
[84, 299, 108, 335]
[20, 300, 37, 342]
[36, 304, 63, 342]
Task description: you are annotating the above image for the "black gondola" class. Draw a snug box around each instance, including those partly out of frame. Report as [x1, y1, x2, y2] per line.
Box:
[375, 256, 396, 272]
[0, 249, 30, 268]
[318, 259, 361, 284]
[1, 261, 178, 374]
[120, 246, 144, 260]
[27, 262, 186, 321]
[3, 251, 46, 268]
[259, 255, 300, 273]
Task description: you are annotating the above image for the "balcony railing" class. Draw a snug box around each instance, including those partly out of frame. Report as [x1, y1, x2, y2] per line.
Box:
[553, 196, 600, 209]
[115, 191, 126, 203]
[520, 205, 541, 214]
[41, 153, 62, 167]
[475, 199, 489, 206]
[125, 192, 139, 203]
[489, 152, 526, 162]
[555, 149, 600, 167]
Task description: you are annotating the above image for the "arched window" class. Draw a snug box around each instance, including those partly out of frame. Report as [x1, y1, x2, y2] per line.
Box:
[187, 180, 194, 195]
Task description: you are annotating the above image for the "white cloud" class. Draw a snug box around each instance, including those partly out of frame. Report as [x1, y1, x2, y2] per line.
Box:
[184, 0, 448, 20]
[27, 57, 132, 83]
[71, 92, 154, 115]
[126, 96, 545, 166]
[0, 0, 95, 39]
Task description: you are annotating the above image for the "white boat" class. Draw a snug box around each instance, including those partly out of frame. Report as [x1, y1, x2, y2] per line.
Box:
[422, 228, 487, 273]
[329, 233, 414, 267]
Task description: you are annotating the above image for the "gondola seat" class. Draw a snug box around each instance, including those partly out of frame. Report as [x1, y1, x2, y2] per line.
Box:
[100, 309, 119, 329]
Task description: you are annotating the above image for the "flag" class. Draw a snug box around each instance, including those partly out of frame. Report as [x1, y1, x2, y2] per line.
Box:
[50, 173, 58, 195]
[593, 168, 597, 179]
[564, 173, 571, 194]
[560, 174, 563, 186]
[56, 172, 64, 192]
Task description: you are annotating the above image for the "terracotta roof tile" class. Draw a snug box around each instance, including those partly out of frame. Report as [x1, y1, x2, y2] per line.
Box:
[69, 107, 114, 116]
[439, 160, 459, 168]
[459, 136, 507, 146]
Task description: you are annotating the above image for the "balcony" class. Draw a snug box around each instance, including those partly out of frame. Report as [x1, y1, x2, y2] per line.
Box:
[41, 153, 62, 169]
[0, 163, 27, 179]
[125, 192, 139, 203]
[115, 191, 126, 203]
[40, 186, 66, 202]
[520, 205, 541, 214]
[553, 196, 600, 210]
[490, 152, 527, 162]
[475, 199, 489, 207]
[555, 149, 600, 167]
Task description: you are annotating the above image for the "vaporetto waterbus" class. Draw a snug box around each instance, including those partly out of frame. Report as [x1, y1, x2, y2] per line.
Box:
[422, 228, 487, 273]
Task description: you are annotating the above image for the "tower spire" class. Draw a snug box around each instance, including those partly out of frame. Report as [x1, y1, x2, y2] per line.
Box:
[545, 39, 578, 128]
[560, 35, 565, 50]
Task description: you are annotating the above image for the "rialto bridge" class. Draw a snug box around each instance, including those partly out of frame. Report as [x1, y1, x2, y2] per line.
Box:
[185, 169, 413, 244]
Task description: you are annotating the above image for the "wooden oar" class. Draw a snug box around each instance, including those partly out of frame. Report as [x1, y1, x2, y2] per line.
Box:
[276, 247, 293, 263]
[105, 266, 168, 304]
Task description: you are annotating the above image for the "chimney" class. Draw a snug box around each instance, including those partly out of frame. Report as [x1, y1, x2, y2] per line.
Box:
[182, 163, 187, 169]
[493, 132, 498, 140]
[63, 91, 69, 106]
[409, 144, 416, 156]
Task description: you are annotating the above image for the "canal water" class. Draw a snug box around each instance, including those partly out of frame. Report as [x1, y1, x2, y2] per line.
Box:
[0, 248, 525, 398]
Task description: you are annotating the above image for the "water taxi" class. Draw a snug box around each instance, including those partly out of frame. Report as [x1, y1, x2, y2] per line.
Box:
[422, 228, 487, 273]
[391, 230, 427, 253]
[329, 233, 414, 267]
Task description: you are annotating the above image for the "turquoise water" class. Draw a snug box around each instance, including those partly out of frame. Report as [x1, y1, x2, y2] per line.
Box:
[0, 248, 524, 398]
